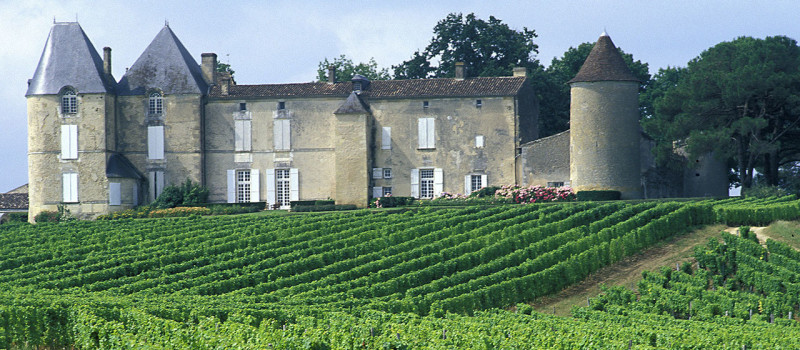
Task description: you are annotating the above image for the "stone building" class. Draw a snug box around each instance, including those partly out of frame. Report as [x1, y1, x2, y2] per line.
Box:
[25, 23, 726, 221]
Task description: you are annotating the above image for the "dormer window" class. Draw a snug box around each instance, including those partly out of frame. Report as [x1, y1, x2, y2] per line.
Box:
[239, 102, 247, 111]
[61, 89, 77, 114]
[353, 81, 362, 93]
[423, 101, 429, 109]
[278, 101, 286, 110]
[351, 74, 370, 94]
[149, 92, 163, 115]
[476, 99, 482, 108]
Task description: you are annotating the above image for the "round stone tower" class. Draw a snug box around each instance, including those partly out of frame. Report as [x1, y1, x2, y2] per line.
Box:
[568, 32, 642, 199]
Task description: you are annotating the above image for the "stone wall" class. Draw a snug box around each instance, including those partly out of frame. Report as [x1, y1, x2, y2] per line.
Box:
[520, 130, 570, 187]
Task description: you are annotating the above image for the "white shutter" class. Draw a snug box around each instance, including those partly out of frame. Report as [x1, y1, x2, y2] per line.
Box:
[475, 135, 485, 148]
[156, 171, 165, 198]
[282, 119, 291, 150]
[410, 169, 419, 198]
[250, 169, 260, 202]
[481, 174, 488, 189]
[266, 169, 276, 207]
[61, 125, 70, 159]
[273, 120, 282, 150]
[465, 175, 472, 194]
[243, 120, 252, 151]
[133, 183, 139, 206]
[433, 168, 443, 197]
[381, 127, 391, 150]
[109, 182, 121, 206]
[61, 125, 78, 159]
[227, 169, 236, 203]
[234, 120, 244, 151]
[62, 173, 71, 202]
[148, 172, 156, 200]
[427, 118, 436, 148]
[373, 186, 383, 198]
[289, 168, 299, 201]
[418, 119, 427, 149]
[148, 126, 164, 159]
[373, 168, 383, 179]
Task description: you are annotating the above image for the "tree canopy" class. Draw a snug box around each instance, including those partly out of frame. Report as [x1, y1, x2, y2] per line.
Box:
[392, 13, 540, 79]
[316, 55, 391, 83]
[642, 36, 800, 188]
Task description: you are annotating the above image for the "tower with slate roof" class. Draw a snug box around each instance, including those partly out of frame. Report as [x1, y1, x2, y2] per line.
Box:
[568, 32, 642, 199]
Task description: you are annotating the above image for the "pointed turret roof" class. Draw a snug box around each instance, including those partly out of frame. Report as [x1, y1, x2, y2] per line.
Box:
[334, 92, 370, 114]
[117, 25, 208, 95]
[26, 22, 114, 96]
[568, 33, 640, 84]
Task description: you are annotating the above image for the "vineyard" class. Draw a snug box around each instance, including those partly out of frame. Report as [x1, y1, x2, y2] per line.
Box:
[0, 196, 799, 348]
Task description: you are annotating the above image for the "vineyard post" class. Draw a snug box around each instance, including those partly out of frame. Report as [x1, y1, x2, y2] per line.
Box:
[749, 309, 753, 320]
[442, 329, 447, 340]
[725, 311, 729, 317]
[770, 314, 774, 323]
[552, 307, 556, 315]
[370, 328, 374, 337]
[789, 311, 793, 320]
[587, 298, 590, 307]
[628, 339, 632, 349]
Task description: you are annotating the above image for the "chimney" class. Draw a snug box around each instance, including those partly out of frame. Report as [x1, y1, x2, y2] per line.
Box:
[201, 53, 218, 85]
[455, 62, 465, 80]
[220, 76, 230, 96]
[327, 65, 336, 84]
[103, 47, 112, 77]
[513, 67, 528, 78]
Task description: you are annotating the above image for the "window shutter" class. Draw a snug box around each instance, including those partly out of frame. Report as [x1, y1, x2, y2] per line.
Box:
[433, 168, 443, 197]
[282, 119, 291, 150]
[133, 183, 139, 206]
[465, 175, 471, 194]
[273, 120, 282, 150]
[109, 182, 121, 206]
[148, 172, 156, 201]
[481, 174, 488, 189]
[372, 168, 383, 179]
[61, 125, 70, 159]
[289, 168, 299, 201]
[62, 173, 71, 202]
[148, 126, 164, 159]
[227, 169, 235, 203]
[243, 120, 252, 151]
[410, 169, 419, 198]
[61, 125, 78, 159]
[156, 171, 165, 198]
[234, 120, 244, 151]
[266, 169, 276, 207]
[427, 118, 435, 148]
[382, 127, 391, 149]
[417, 119, 427, 148]
[372, 186, 383, 199]
[250, 169, 260, 202]
[475, 135, 484, 148]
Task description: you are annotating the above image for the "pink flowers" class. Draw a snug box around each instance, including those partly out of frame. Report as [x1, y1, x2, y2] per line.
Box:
[495, 185, 576, 204]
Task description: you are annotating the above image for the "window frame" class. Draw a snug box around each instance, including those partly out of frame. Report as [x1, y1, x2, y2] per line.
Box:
[61, 89, 77, 115]
[62, 172, 78, 203]
[383, 168, 392, 179]
[148, 92, 163, 115]
[236, 169, 251, 203]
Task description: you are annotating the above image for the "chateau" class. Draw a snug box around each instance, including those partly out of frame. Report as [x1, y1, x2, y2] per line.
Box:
[26, 23, 727, 221]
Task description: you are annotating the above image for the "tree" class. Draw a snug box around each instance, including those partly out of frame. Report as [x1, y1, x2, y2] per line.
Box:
[538, 43, 651, 137]
[643, 36, 800, 188]
[217, 62, 235, 77]
[392, 13, 540, 79]
[316, 55, 391, 82]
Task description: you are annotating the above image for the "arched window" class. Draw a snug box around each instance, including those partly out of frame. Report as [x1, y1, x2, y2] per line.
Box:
[61, 89, 77, 115]
[149, 92, 163, 115]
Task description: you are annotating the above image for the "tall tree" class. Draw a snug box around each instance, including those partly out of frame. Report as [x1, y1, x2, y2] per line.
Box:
[316, 55, 391, 82]
[392, 13, 540, 79]
[643, 36, 800, 188]
[539, 43, 650, 137]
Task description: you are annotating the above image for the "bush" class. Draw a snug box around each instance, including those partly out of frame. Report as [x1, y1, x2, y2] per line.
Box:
[152, 179, 209, 209]
[742, 184, 787, 198]
[469, 186, 500, 198]
[148, 207, 211, 218]
[373, 196, 415, 208]
[576, 190, 621, 201]
[34, 210, 61, 223]
[292, 204, 357, 212]
[5, 213, 28, 223]
[495, 185, 576, 204]
[207, 203, 263, 215]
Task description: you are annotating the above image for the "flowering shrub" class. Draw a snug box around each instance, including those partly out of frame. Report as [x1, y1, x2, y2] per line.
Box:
[437, 192, 469, 200]
[495, 185, 576, 204]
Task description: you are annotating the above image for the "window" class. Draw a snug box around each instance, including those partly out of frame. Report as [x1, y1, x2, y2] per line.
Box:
[475, 135, 485, 148]
[276, 169, 291, 207]
[61, 89, 77, 114]
[235, 119, 252, 151]
[423, 101, 429, 109]
[353, 81, 362, 93]
[62, 172, 78, 203]
[227, 169, 260, 203]
[419, 169, 434, 199]
[60, 124, 78, 159]
[239, 102, 247, 111]
[274, 119, 291, 150]
[465, 174, 488, 193]
[109, 182, 121, 206]
[383, 168, 392, 179]
[266, 168, 297, 208]
[547, 182, 565, 187]
[149, 92, 163, 115]
[381, 126, 391, 150]
[383, 187, 392, 197]
[373, 168, 383, 179]
[237, 170, 251, 203]
[147, 125, 165, 160]
[278, 101, 286, 110]
[411, 168, 442, 199]
[476, 99, 482, 108]
[149, 171, 164, 201]
[418, 118, 435, 149]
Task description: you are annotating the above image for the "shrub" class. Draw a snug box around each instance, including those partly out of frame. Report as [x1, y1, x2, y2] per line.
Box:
[292, 204, 358, 212]
[373, 196, 415, 208]
[6, 213, 28, 223]
[742, 184, 787, 198]
[208, 204, 262, 215]
[469, 186, 500, 198]
[495, 185, 576, 204]
[152, 179, 209, 209]
[576, 190, 621, 201]
[34, 210, 61, 223]
[148, 207, 211, 218]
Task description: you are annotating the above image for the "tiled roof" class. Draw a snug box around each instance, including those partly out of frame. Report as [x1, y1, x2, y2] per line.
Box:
[106, 153, 144, 180]
[0, 194, 28, 210]
[568, 34, 640, 84]
[209, 76, 527, 99]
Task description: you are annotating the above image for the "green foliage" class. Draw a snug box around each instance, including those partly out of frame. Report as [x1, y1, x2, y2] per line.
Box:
[469, 186, 500, 198]
[393, 13, 539, 79]
[316, 55, 391, 82]
[33, 204, 73, 223]
[373, 196, 415, 208]
[743, 183, 788, 198]
[292, 204, 358, 212]
[576, 190, 621, 201]
[152, 179, 209, 209]
[216, 62, 234, 76]
[4, 212, 28, 223]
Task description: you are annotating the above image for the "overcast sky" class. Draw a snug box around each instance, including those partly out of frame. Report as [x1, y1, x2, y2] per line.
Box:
[1, 0, 798, 192]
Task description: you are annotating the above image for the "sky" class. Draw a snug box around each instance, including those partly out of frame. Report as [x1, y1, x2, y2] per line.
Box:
[1, 0, 798, 193]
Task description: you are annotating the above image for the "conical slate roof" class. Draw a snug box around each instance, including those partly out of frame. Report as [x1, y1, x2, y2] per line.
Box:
[334, 92, 370, 114]
[26, 22, 114, 96]
[568, 33, 639, 84]
[117, 25, 208, 95]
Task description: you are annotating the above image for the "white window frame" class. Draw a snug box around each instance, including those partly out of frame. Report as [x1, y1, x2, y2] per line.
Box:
[381, 126, 392, 150]
[149, 171, 165, 201]
[274, 119, 291, 150]
[147, 125, 165, 160]
[227, 169, 260, 203]
[235, 119, 252, 152]
[61, 89, 77, 115]
[266, 168, 297, 209]
[62, 172, 78, 203]
[475, 135, 485, 149]
[465, 174, 488, 193]
[383, 168, 392, 179]
[149, 92, 163, 115]
[382, 186, 392, 197]
[413, 168, 442, 199]
[61, 124, 78, 159]
[109, 182, 121, 206]
[418, 117, 435, 149]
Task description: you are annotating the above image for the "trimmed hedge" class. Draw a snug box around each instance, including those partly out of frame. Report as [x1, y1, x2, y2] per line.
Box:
[374, 196, 415, 208]
[577, 190, 621, 201]
[292, 204, 358, 212]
